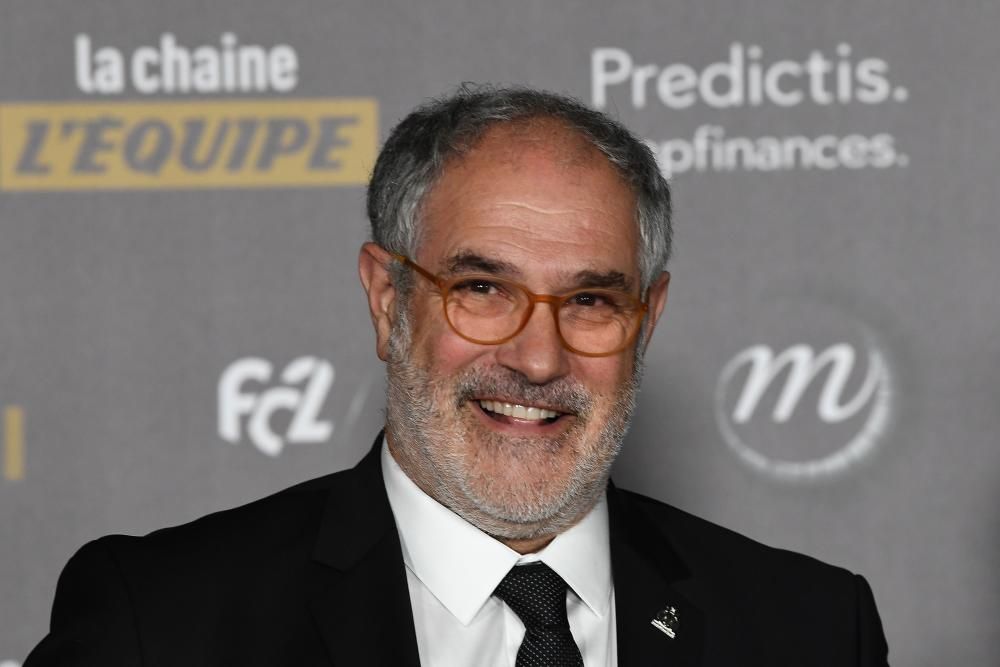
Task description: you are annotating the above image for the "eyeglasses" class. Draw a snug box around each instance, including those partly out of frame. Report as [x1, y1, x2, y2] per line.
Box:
[391, 252, 648, 357]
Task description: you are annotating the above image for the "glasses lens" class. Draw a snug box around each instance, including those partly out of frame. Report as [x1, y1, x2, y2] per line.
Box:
[444, 276, 642, 354]
[445, 277, 527, 343]
[559, 289, 640, 354]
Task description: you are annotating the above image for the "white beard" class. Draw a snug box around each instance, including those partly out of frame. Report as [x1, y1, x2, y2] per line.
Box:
[383, 306, 644, 540]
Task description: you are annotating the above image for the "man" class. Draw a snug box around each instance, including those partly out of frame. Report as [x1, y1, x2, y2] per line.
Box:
[26, 85, 889, 666]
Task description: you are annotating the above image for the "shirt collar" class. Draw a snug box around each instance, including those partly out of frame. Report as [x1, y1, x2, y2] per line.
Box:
[381, 438, 612, 626]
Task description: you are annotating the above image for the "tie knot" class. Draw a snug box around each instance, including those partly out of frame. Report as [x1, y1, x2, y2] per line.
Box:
[494, 562, 571, 630]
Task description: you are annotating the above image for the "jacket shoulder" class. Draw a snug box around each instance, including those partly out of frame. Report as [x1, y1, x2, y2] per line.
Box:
[618, 488, 855, 585]
[27, 470, 360, 666]
[79, 466, 360, 597]
[616, 489, 889, 665]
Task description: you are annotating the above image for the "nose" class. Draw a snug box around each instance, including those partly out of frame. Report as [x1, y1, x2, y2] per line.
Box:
[493, 302, 570, 384]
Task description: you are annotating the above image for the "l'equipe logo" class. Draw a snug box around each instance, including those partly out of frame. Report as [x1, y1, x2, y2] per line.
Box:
[0, 33, 377, 191]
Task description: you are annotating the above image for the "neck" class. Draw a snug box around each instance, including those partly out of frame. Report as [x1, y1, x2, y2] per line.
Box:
[498, 534, 557, 554]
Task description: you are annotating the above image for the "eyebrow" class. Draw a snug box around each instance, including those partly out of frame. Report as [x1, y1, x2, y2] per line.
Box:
[444, 250, 635, 293]
[572, 270, 634, 293]
[445, 251, 523, 278]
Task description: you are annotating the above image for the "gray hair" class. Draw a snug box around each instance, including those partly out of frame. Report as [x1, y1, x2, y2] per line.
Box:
[366, 84, 672, 291]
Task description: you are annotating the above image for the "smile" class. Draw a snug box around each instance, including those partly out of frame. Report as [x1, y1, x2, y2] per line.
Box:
[478, 400, 563, 423]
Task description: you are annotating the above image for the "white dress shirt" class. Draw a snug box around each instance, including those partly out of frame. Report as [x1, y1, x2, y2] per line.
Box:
[381, 442, 618, 667]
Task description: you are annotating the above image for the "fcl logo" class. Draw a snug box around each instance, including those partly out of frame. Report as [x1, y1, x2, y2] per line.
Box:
[715, 343, 893, 481]
[218, 356, 334, 457]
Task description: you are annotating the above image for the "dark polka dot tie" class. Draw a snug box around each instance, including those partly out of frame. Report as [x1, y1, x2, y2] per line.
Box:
[494, 562, 585, 666]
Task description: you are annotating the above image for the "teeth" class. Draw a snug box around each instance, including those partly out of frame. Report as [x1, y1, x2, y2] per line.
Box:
[479, 400, 560, 421]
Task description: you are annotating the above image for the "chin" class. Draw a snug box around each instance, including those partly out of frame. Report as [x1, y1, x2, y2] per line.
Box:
[445, 442, 611, 539]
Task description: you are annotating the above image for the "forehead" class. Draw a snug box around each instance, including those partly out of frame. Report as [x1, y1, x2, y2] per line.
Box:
[417, 120, 639, 280]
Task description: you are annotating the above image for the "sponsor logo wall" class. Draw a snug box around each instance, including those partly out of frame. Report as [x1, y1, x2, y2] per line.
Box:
[2, 3, 998, 665]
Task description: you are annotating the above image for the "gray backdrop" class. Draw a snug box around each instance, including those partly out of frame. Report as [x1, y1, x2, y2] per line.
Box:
[2, 1, 998, 664]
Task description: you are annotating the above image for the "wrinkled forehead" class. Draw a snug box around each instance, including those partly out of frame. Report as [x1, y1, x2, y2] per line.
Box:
[416, 120, 641, 285]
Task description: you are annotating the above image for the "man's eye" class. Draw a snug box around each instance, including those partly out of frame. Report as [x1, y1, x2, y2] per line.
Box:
[566, 292, 632, 311]
[454, 279, 502, 295]
[569, 292, 603, 307]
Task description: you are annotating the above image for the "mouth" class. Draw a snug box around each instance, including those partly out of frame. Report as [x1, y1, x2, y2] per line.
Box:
[475, 399, 569, 426]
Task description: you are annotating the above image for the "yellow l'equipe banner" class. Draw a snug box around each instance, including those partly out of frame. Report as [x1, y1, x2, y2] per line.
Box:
[0, 98, 377, 190]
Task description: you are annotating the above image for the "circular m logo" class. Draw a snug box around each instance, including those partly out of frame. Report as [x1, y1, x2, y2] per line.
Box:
[715, 341, 893, 481]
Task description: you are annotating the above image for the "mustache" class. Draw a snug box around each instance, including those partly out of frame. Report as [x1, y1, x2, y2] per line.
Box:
[452, 367, 593, 415]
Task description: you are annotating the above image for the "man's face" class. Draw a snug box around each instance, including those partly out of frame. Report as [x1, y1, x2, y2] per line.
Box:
[367, 121, 668, 541]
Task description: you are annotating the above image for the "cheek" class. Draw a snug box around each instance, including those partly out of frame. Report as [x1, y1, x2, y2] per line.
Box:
[575, 356, 635, 402]
[430, 335, 488, 377]
[410, 303, 491, 376]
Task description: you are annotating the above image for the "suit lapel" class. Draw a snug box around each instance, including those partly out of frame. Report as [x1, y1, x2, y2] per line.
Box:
[609, 485, 705, 667]
[306, 436, 421, 667]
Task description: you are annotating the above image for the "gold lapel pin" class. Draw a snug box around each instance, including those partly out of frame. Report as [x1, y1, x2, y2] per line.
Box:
[651, 605, 679, 639]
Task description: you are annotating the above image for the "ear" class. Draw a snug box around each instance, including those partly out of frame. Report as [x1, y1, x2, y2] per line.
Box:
[640, 271, 670, 352]
[358, 242, 397, 361]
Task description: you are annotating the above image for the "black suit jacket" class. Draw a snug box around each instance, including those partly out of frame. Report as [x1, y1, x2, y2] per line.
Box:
[26, 437, 889, 666]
